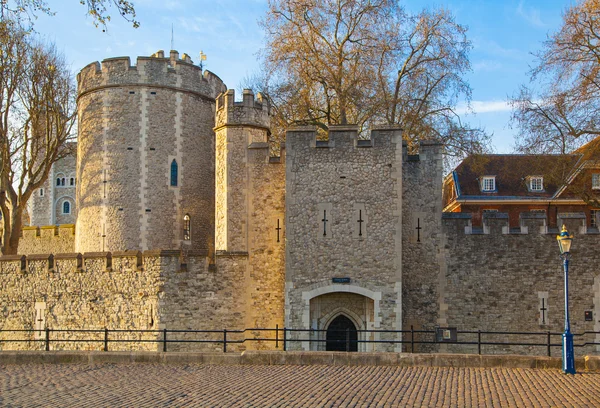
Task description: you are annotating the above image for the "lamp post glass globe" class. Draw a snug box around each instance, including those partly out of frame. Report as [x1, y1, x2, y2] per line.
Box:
[556, 225, 575, 374]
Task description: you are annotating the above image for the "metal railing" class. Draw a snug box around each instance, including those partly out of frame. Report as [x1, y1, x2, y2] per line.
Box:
[1, 326, 599, 355]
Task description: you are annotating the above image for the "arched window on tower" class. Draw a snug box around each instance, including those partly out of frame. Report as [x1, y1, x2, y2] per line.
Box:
[70, 177, 75, 186]
[170, 159, 178, 186]
[61, 177, 66, 186]
[56, 178, 61, 186]
[63, 201, 71, 214]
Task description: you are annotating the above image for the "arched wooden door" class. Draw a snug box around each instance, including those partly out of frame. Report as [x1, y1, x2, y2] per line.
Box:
[326, 315, 358, 352]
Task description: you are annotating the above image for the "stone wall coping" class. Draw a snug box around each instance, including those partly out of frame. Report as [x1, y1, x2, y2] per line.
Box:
[442, 213, 472, 219]
[371, 125, 403, 131]
[22, 226, 38, 231]
[26, 253, 53, 261]
[0, 255, 26, 261]
[54, 253, 83, 260]
[112, 251, 143, 258]
[83, 252, 111, 259]
[482, 212, 509, 219]
[287, 126, 317, 132]
[185, 250, 209, 257]
[328, 125, 359, 132]
[248, 142, 269, 149]
[0, 351, 598, 371]
[215, 250, 249, 257]
[142, 250, 181, 257]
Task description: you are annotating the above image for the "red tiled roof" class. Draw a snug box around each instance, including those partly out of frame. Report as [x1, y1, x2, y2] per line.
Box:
[453, 154, 581, 197]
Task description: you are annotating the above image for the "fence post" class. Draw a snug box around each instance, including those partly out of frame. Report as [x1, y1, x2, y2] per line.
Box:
[478, 330, 481, 355]
[547, 331, 551, 357]
[163, 328, 167, 353]
[275, 324, 279, 349]
[45, 327, 50, 351]
[410, 325, 414, 353]
[223, 329, 227, 353]
[104, 328, 109, 352]
[283, 327, 287, 351]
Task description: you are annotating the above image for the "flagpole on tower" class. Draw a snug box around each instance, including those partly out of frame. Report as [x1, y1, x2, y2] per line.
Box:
[171, 23, 174, 50]
[199, 50, 207, 71]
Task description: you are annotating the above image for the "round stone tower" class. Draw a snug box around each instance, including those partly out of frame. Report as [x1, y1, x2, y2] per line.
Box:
[75, 50, 226, 254]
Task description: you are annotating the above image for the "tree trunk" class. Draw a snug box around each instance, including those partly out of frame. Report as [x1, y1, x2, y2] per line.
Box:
[1, 207, 22, 255]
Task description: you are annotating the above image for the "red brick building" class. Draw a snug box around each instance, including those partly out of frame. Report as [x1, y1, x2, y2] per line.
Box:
[443, 137, 600, 229]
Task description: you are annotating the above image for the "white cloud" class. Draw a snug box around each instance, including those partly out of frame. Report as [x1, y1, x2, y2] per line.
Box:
[455, 100, 512, 115]
[516, 1, 545, 28]
[472, 37, 527, 60]
[473, 60, 502, 72]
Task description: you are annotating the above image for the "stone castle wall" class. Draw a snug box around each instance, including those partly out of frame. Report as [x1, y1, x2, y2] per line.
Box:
[29, 149, 77, 227]
[18, 225, 75, 256]
[214, 89, 286, 346]
[401, 142, 444, 352]
[75, 51, 226, 254]
[284, 126, 405, 351]
[439, 213, 600, 356]
[0, 251, 260, 352]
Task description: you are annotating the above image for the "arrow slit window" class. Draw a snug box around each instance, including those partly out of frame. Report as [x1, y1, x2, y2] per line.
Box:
[183, 214, 191, 240]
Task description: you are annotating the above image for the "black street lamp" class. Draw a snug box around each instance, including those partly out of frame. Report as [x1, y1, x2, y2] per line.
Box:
[557, 225, 575, 374]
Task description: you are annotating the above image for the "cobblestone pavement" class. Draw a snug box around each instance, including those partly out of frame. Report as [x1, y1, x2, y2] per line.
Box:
[1, 364, 600, 407]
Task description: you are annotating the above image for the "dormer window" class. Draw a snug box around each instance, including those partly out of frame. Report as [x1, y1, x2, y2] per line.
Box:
[481, 176, 496, 192]
[593, 173, 600, 190]
[529, 176, 543, 192]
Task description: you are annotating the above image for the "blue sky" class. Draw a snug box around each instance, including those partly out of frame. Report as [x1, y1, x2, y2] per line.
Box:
[34, 0, 573, 152]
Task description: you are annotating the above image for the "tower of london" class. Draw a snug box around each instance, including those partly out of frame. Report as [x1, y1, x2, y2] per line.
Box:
[5, 50, 600, 354]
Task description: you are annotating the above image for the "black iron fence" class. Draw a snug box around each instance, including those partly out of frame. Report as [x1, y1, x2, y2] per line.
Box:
[1, 326, 599, 356]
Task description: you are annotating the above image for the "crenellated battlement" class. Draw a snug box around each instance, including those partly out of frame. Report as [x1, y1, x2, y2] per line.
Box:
[77, 50, 226, 101]
[19, 224, 75, 256]
[21, 224, 75, 239]
[285, 125, 405, 151]
[0, 250, 205, 275]
[442, 211, 595, 236]
[214, 89, 270, 130]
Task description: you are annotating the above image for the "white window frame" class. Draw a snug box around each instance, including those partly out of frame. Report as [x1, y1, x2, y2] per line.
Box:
[481, 176, 495, 192]
[62, 201, 71, 215]
[529, 176, 543, 191]
[592, 173, 600, 190]
[591, 209, 600, 228]
[39, 188, 44, 197]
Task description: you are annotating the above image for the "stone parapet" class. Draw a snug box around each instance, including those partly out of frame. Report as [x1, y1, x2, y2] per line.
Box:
[215, 89, 270, 132]
[77, 51, 226, 101]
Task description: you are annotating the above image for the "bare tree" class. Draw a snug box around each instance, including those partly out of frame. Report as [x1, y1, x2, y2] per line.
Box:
[511, 0, 600, 153]
[260, 0, 401, 130]
[1, 0, 139, 29]
[381, 8, 490, 161]
[0, 20, 76, 254]
[258, 1, 489, 162]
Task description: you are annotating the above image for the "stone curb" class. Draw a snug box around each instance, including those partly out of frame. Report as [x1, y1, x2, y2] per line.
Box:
[1, 351, 599, 371]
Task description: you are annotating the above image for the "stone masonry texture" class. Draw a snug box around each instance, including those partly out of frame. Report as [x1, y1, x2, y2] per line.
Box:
[75, 52, 225, 254]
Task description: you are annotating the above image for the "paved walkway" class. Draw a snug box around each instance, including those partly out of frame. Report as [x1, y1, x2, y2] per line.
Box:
[1, 363, 600, 407]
